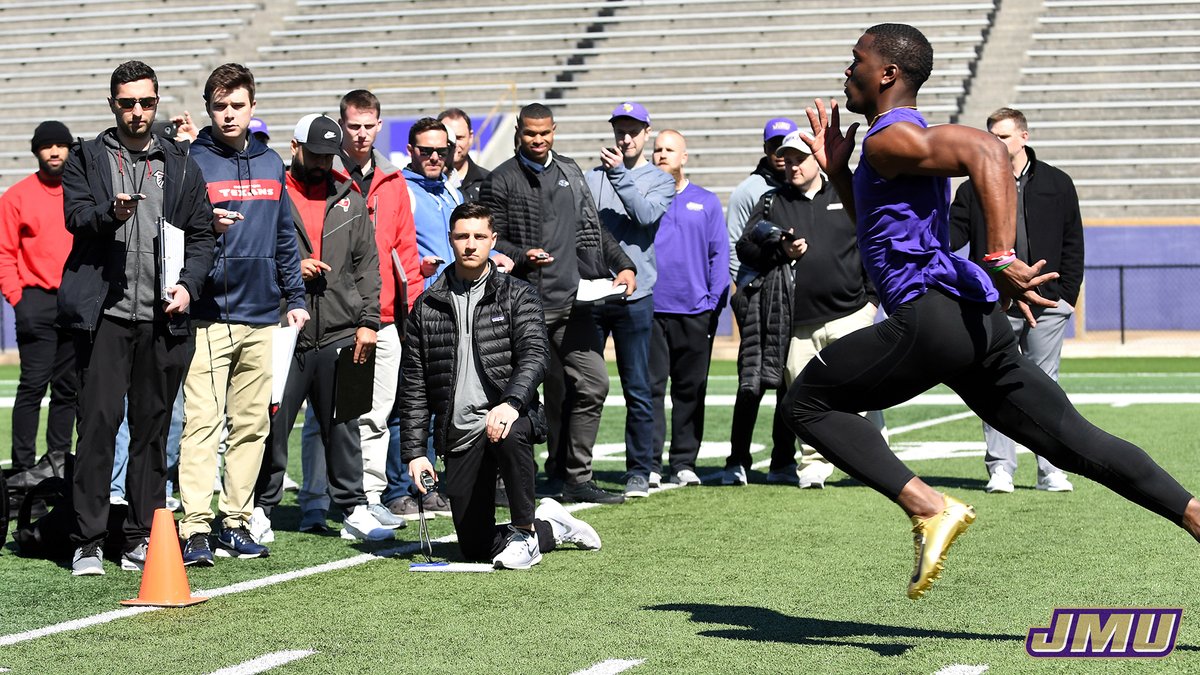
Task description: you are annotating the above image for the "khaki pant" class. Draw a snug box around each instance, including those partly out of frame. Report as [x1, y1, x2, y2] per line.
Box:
[784, 303, 888, 468]
[178, 322, 273, 538]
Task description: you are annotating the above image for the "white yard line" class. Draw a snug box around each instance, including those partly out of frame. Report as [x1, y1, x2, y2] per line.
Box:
[570, 659, 645, 675]
[932, 665, 988, 675]
[0, 538, 447, 648]
[615, 392, 1200, 409]
[0, 493, 652, 648]
[206, 650, 316, 675]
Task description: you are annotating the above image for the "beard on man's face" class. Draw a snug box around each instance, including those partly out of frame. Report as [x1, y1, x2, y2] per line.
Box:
[291, 161, 327, 185]
[37, 157, 65, 178]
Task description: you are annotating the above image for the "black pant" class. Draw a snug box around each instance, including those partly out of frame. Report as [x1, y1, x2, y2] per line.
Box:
[650, 311, 713, 474]
[728, 387, 795, 472]
[70, 316, 192, 548]
[541, 304, 609, 485]
[442, 416, 556, 561]
[783, 289, 1194, 522]
[11, 287, 77, 470]
[256, 336, 365, 516]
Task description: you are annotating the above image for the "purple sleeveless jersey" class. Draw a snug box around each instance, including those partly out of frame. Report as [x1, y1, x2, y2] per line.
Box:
[851, 108, 998, 313]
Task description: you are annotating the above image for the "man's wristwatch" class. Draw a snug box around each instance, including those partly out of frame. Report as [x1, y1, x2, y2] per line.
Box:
[504, 396, 522, 412]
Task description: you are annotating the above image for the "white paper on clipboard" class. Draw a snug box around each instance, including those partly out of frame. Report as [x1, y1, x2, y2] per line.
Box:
[271, 325, 299, 408]
[158, 217, 185, 301]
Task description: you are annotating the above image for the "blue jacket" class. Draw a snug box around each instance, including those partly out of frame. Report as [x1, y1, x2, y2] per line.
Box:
[402, 167, 461, 288]
[188, 128, 306, 324]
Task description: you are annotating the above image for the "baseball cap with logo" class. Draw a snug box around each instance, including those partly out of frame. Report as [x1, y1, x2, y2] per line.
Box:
[774, 130, 813, 157]
[293, 114, 341, 155]
[609, 101, 651, 126]
[763, 117, 798, 142]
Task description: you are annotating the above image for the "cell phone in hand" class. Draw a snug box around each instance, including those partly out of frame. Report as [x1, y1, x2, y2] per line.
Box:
[128, 193, 147, 201]
[534, 252, 550, 260]
[778, 229, 799, 242]
[224, 211, 244, 220]
[430, 257, 446, 266]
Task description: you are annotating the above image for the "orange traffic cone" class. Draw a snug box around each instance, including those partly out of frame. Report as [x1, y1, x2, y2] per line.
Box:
[120, 508, 208, 607]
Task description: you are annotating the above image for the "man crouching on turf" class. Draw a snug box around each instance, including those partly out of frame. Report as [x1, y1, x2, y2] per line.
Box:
[401, 202, 601, 569]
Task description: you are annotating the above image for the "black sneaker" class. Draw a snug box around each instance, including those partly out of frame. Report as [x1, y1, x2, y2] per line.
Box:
[182, 533, 215, 567]
[561, 480, 625, 505]
[535, 477, 564, 499]
[215, 526, 269, 559]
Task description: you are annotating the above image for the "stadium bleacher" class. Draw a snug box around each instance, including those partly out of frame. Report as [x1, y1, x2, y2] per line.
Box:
[0, 0, 1197, 220]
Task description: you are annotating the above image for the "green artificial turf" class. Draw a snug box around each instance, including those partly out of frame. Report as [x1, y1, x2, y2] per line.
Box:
[2, 360, 1200, 673]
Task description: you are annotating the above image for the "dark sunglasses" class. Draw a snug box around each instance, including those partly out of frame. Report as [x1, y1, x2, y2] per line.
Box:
[414, 145, 452, 159]
[114, 97, 159, 110]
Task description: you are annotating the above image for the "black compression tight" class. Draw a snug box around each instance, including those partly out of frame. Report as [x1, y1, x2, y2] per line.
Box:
[782, 289, 1194, 523]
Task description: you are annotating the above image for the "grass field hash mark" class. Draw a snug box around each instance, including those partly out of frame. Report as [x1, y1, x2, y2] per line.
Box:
[569, 658, 645, 675]
[206, 649, 316, 675]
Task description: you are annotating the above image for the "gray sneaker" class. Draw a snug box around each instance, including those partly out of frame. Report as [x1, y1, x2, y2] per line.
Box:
[367, 503, 408, 529]
[120, 538, 149, 571]
[386, 495, 430, 519]
[421, 491, 454, 517]
[721, 465, 748, 486]
[71, 543, 105, 576]
[766, 463, 800, 486]
[625, 474, 650, 498]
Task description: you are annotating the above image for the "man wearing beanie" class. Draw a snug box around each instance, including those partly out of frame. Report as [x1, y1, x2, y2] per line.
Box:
[0, 121, 77, 474]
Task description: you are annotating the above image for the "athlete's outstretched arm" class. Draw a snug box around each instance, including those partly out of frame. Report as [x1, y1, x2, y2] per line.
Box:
[802, 99, 859, 223]
[865, 121, 1058, 325]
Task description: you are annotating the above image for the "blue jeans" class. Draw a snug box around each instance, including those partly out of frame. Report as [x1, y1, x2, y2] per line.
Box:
[110, 398, 129, 500]
[593, 295, 655, 480]
[109, 385, 182, 500]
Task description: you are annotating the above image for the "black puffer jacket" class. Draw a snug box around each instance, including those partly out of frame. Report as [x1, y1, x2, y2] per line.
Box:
[733, 194, 794, 397]
[399, 263, 549, 460]
[479, 151, 633, 281]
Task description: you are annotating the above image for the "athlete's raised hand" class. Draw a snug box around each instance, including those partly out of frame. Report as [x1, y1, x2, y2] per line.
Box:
[803, 98, 859, 177]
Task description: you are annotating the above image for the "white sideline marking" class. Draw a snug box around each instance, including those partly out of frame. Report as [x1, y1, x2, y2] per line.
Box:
[606, 392, 1200, 408]
[933, 665, 988, 675]
[0, 538, 453, 648]
[207, 650, 316, 675]
[570, 659, 645, 675]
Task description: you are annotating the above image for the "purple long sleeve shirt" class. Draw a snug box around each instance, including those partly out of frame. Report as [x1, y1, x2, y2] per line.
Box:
[652, 181, 730, 314]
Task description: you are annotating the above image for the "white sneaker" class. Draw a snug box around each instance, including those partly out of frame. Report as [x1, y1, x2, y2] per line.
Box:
[721, 465, 748, 486]
[109, 495, 128, 506]
[282, 473, 300, 492]
[248, 506, 275, 544]
[1037, 471, 1074, 492]
[648, 471, 662, 488]
[341, 504, 396, 541]
[985, 467, 1015, 494]
[165, 496, 182, 512]
[797, 462, 834, 489]
[670, 468, 701, 486]
[535, 497, 601, 550]
[492, 525, 542, 570]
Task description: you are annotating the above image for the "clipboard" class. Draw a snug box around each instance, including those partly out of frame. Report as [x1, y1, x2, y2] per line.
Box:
[576, 278, 627, 304]
[157, 217, 185, 301]
[333, 346, 375, 423]
[270, 326, 299, 416]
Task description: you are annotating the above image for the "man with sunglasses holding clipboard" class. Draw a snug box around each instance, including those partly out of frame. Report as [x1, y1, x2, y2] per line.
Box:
[60, 60, 216, 576]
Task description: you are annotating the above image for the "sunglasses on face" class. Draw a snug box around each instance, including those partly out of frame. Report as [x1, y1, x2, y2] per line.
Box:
[114, 97, 159, 110]
[414, 145, 452, 159]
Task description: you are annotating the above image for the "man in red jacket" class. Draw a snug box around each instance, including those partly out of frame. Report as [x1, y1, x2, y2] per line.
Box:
[0, 121, 77, 473]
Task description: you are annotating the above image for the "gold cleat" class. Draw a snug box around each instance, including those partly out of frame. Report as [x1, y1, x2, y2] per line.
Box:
[907, 494, 976, 599]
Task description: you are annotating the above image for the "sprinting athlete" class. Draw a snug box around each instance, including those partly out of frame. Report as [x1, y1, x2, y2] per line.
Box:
[787, 22, 1200, 599]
